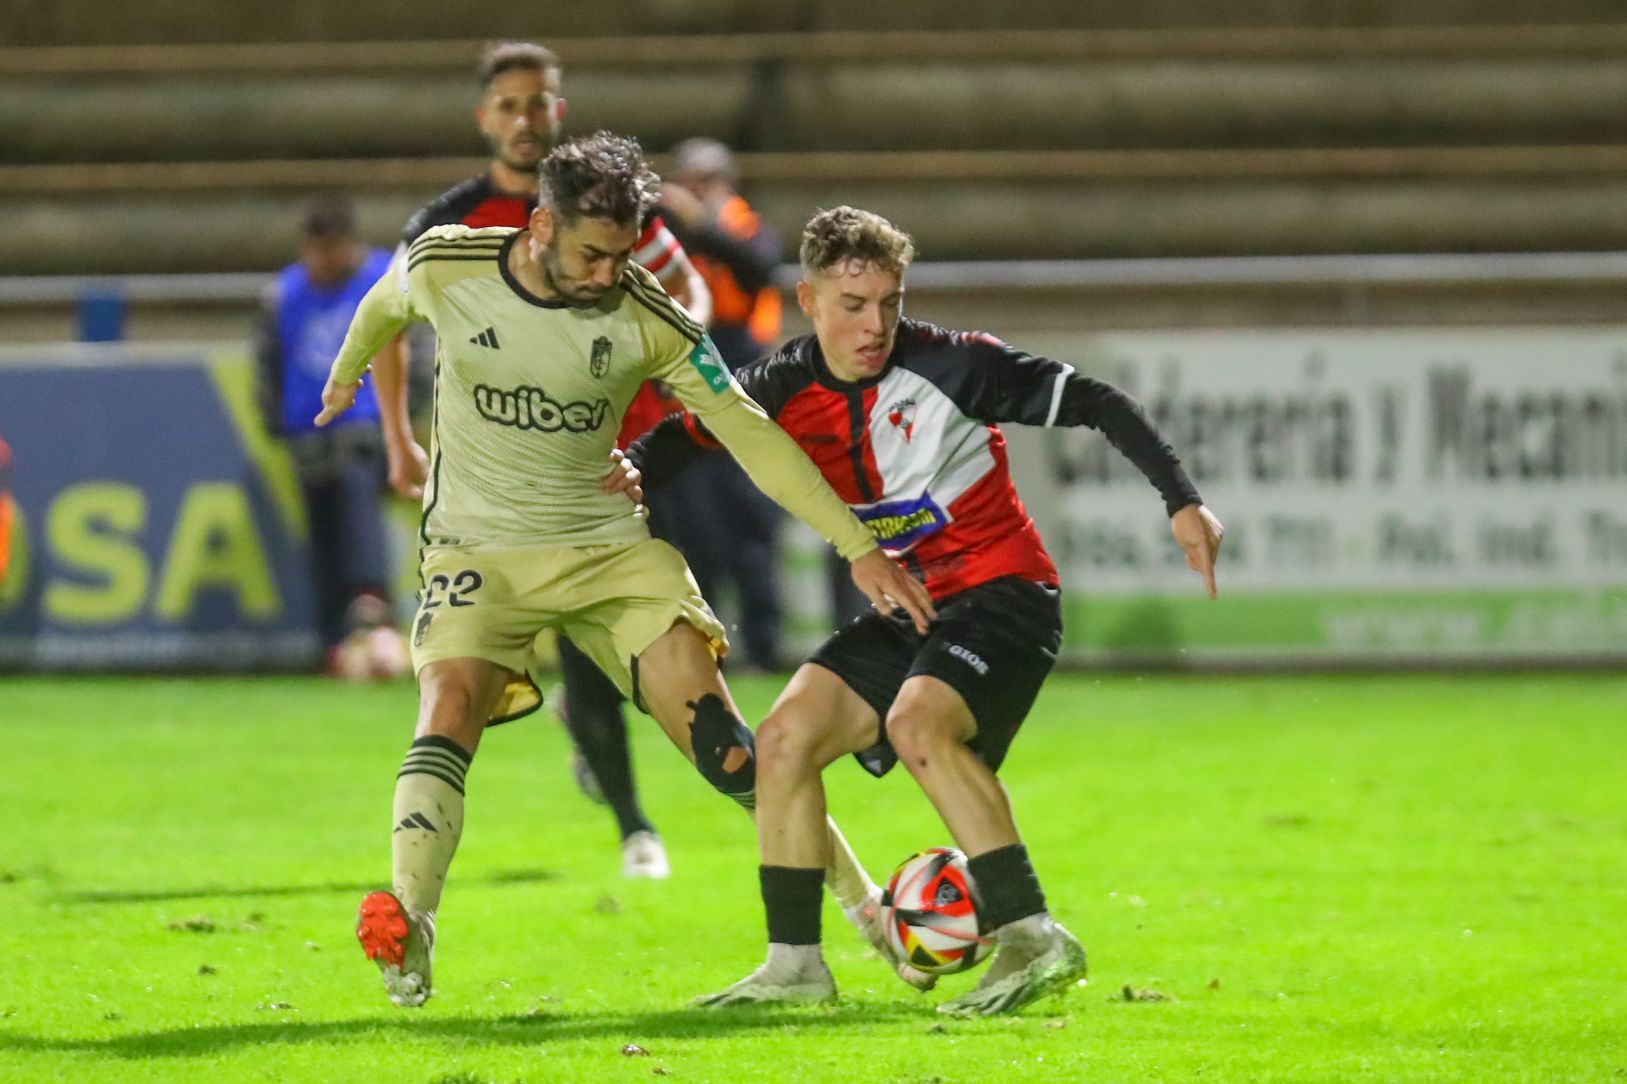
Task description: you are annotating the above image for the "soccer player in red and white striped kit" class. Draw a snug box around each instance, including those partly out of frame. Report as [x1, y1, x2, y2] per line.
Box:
[631, 207, 1224, 1016]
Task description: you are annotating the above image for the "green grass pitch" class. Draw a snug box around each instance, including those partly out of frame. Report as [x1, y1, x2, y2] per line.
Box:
[1, 672, 1624, 1083]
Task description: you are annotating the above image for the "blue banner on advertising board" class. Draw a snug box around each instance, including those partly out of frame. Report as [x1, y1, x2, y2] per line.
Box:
[0, 351, 319, 670]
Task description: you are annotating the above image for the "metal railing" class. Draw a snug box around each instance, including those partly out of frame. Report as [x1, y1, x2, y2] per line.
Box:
[6, 25, 1627, 75]
[7, 252, 1627, 310]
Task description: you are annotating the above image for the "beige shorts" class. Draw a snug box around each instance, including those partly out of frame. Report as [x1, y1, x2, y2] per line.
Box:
[410, 538, 728, 710]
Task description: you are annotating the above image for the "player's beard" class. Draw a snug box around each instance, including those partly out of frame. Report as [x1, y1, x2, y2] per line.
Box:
[503, 143, 544, 174]
[539, 245, 608, 307]
[489, 132, 546, 178]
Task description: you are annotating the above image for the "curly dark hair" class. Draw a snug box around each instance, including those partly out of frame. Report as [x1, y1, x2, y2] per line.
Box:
[538, 131, 660, 228]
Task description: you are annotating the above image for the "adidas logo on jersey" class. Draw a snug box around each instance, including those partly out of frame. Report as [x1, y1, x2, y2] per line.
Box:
[470, 327, 501, 349]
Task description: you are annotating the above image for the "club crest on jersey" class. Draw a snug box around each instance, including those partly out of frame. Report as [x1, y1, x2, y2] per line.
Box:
[886, 398, 918, 443]
[855, 493, 948, 550]
[589, 336, 613, 378]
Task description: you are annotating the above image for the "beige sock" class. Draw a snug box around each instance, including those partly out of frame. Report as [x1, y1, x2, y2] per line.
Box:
[823, 815, 875, 910]
[390, 736, 471, 915]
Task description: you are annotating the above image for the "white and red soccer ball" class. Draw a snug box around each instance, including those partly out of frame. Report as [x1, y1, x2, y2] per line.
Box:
[881, 847, 994, 974]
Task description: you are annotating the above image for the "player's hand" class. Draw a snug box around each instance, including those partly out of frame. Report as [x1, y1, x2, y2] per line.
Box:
[314, 376, 361, 428]
[601, 449, 644, 505]
[386, 437, 430, 501]
[1171, 503, 1224, 598]
[850, 547, 937, 634]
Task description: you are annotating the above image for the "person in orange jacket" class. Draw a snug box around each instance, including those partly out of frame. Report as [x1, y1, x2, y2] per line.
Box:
[661, 139, 790, 671]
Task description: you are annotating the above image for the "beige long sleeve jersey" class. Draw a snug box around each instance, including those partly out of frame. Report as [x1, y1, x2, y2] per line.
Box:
[328, 224, 877, 559]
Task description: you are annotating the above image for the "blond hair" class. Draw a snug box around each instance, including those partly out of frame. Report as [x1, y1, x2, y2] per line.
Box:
[800, 206, 915, 277]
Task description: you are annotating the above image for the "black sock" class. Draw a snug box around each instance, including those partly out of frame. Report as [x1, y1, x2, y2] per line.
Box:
[967, 844, 1047, 930]
[558, 639, 655, 840]
[760, 865, 824, 945]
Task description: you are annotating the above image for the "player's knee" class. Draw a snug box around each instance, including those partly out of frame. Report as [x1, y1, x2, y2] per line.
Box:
[687, 693, 757, 809]
[884, 708, 955, 771]
[755, 710, 821, 783]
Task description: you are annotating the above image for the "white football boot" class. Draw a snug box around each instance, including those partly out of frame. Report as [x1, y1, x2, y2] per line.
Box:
[620, 830, 671, 879]
[936, 914, 1086, 1017]
[356, 890, 436, 1008]
[693, 944, 837, 1007]
[843, 885, 938, 991]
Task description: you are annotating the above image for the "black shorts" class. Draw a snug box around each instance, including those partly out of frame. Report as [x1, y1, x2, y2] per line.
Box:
[808, 576, 1062, 778]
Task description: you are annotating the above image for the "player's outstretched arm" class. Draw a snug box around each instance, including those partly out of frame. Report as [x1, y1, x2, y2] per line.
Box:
[371, 335, 428, 499]
[957, 334, 1203, 517]
[1172, 503, 1224, 598]
[314, 260, 417, 428]
[660, 345, 922, 623]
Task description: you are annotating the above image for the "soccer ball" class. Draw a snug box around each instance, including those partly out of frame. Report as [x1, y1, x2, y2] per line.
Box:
[881, 847, 994, 974]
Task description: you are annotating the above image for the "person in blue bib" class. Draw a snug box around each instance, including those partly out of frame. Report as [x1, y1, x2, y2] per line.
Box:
[255, 197, 404, 673]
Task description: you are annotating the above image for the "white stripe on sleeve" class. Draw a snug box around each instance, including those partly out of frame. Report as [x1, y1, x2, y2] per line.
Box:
[1044, 364, 1076, 427]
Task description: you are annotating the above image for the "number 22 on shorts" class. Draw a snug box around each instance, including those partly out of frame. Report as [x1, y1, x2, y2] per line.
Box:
[422, 569, 484, 608]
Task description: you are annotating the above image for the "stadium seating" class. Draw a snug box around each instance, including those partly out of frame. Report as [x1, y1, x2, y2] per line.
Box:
[7, 23, 1627, 276]
[5, 8, 1627, 333]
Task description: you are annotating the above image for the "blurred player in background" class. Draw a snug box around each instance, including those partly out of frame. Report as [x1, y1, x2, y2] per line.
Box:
[376, 40, 715, 878]
[660, 138, 789, 672]
[632, 207, 1224, 1015]
[255, 198, 406, 676]
[318, 135, 935, 1008]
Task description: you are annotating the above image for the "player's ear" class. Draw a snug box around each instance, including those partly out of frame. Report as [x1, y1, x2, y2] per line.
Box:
[531, 205, 555, 245]
[795, 279, 816, 319]
[554, 95, 568, 126]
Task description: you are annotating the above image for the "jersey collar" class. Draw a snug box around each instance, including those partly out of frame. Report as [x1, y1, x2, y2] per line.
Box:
[498, 232, 573, 309]
[805, 328, 904, 393]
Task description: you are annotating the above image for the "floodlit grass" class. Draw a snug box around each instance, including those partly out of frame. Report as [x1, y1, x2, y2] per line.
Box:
[1, 673, 1624, 1083]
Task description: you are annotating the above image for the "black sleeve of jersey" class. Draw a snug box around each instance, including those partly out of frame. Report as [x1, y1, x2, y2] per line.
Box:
[401, 175, 492, 247]
[400, 203, 438, 249]
[627, 413, 708, 489]
[930, 327, 1201, 516]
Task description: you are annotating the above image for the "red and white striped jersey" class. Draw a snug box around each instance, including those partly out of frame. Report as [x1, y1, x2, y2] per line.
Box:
[633, 319, 1201, 600]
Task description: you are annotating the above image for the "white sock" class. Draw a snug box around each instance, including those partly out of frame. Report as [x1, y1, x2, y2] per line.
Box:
[765, 942, 826, 976]
[997, 912, 1054, 945]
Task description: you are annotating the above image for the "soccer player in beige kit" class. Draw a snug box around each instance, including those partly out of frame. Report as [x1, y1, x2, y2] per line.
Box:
[316, 132, 934, 1007]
